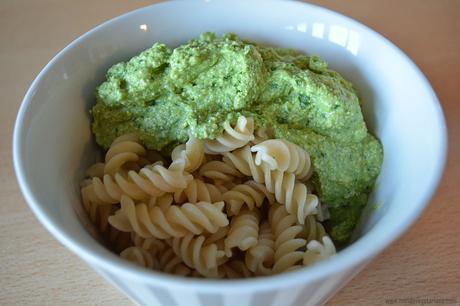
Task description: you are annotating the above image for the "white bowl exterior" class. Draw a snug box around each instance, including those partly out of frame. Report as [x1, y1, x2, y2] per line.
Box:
[13, 1, 447, 305]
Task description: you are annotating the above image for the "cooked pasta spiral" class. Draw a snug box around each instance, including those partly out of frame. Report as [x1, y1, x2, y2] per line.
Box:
[86, 162, 192, 205]
[104, 134, 148, 175]
[171, 233, 226, 277]
[224, 145, 319, 224]
[131, 232, 167, 256]
[157, 247, 193, 276]
[81, 125, 336, 279]
[251, 127, 273, 145]
[245, 221, 275, 275]
[204, 116, 255, 154]
[224, 209, 260, 256]
[301, 215, 327, 242]
[303, 236, 336, 266]
[171, 136, 205, 172]
[222, 180, 274, 216]
[198, 160, 244, 182]
[80, 183, 113, 232]
[174, 178, 223, 204]
[108, 196, 229, 239]
[120, 246, 156, 269]
[220, 260, 253, 278]
[251, 139, 311, 180]
[268, 204, 306, 273]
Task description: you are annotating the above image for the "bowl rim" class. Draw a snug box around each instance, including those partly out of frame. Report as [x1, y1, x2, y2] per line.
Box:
[13, 0, 447, 292]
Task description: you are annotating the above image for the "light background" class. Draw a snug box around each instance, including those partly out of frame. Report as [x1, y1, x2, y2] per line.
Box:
[1, 0, 459, 305]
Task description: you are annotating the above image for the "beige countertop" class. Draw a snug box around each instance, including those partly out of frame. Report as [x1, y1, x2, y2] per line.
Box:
[1, 0, 459, 305]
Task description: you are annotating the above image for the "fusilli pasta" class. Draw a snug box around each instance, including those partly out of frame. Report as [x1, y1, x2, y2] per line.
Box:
[120, 246, 156, 269]
[86, 162, 192, 205]
[224, 209, 260, 256]
[198, 160, 244, 182]
[157, 247, 193, 276]
[251, 139, 312, 180]
[171, 233, 226, 277]
[81, 117, 336, 279]
[108, 195, 229, 239]
[220, 260, 253, 278]
[171, 136, 205, 172]
[204, 116, 254, 154]
[174, 178, 223, 204]
[104, 134, 148, 175]
[303, 236, 336, 266]
[245, 221, 275, 275]
[224, 145, 319, 224]
[222, 180, 274, 216]
[268, 204, 306, 274]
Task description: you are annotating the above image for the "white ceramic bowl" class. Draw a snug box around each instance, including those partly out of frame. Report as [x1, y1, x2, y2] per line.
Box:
[13, 0, 447, 305]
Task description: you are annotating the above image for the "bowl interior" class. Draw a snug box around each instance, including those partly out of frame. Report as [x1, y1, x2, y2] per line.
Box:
[14, 0, 446, 287]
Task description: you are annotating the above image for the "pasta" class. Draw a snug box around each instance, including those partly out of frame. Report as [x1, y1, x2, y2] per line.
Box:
[224, 209, 260, 256]
[109, 195, 229, 239]
[170, 136, 205, 172]
[171, 233, 226, 277]
[85, 162, 192, 205]
[245, 221, 275, 275]
[104, 134, 148, 175]
[220, 260, 253, 278]
[303, 236, 336, 266]
[157, 247, 193, 276]
[198, 160, 244, 182]
[204, 116, 255, 154]
[131, 232, 167, 256]
[251, 139, 312, 180]
[174, 178, 223, 204]
[268, 204, 307, 273]
[223, 145, 319, 224]
[222, 180, 274, 216]
[81, 115, 337, 278]
[120, 246, 156, 269]
[301, 215, 327, 242]
[251, 127, 273, 145]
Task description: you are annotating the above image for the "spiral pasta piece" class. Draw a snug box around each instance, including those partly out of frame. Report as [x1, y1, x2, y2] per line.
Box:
[108, 225, 133, 253]
[223, 145, 265, 183]
[157, 247, 193, 276]
[266, 172, 319, 225]
[87, 162, 192, 205]
[198, 160, 244, 182]
[268, 204, 307, 274]
[301, 215, 327, 242]
[104, 134, 147, 175]
[303, 236, 336, 266]
[223, 146, 319, 224]
[131, 232, 167, 256]
[109, 196, 229, 239]
[245, 221, 275, 275]
[171, 233, 226, 277]
[220, 260, 253, 278]
[85, 162, 105, 179]
[174, 178, 223, 204]
[80, 184, 113, 232]
[120, 246, 156, 269]
[251, 127, 273, 145]
[171, 136, 205, 172]
[224, 209, 260, 256]
[222, 180, 274, 216]
[251, 139, 311, 180]
[204, 116, 254, 154]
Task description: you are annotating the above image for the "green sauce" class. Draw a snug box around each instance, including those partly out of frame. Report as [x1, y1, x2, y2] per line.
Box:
[91, 33, 383, 245]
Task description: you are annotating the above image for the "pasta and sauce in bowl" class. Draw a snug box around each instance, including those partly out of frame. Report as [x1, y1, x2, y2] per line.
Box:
[81, 33, 382, 278]
[13, 1, 446, 305]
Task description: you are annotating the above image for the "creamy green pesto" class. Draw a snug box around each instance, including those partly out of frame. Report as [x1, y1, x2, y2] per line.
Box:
[91, 33, 383, 245]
